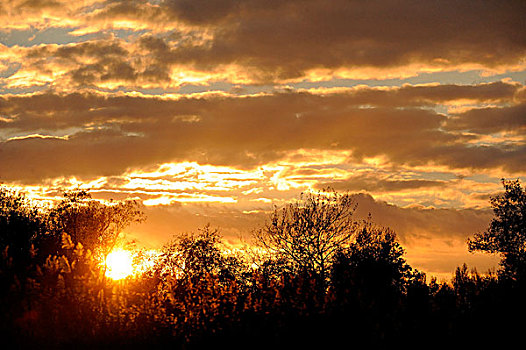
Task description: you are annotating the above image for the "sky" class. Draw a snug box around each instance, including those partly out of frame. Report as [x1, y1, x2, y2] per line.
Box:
[1, 0, 525, 281]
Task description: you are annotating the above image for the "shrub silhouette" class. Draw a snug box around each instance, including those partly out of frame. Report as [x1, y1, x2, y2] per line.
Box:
[47, 189, 145, 257]
[0, 184, 525, 347]
[0, 188, 46, 344]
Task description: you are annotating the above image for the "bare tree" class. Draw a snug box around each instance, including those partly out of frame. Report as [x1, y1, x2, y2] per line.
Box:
[255, 190, 359, 284]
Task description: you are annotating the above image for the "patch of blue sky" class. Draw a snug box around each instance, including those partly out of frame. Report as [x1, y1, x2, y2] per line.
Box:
[0, 26, 152, 48]
[462, 173, 526, 184]
[419, 198, 465, 209]
[488, 70, 526, 84]
[0, 125, 84, 142]
[0, 27, 102, 47]
[174, 68, 526, 95]
[290, 69, 526, 90]
[127, 87, 180, 95]
[176, 82, 303, 96]
[431, 105, 450, 115]
[111, 29, 149, 41]
[463, 173, 500, 183]
[93, 85, 180, 96]
[105, 81, 240, 96]
[172, 69, 526, 96]
[405, 69, 526, 85]
[0, 83, 50, 95]
[0, 62, 21, 79]
[77, 1, 107, 15]
[177, 81, 238, 95]
[403, 171, 458, 182]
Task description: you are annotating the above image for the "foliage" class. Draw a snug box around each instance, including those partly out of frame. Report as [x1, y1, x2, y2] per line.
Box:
[330, 223, 413, 303]
[0, 188, 46, 344]
[468, 179, 526, 282]
[47, 190, 145, 257]
[1, 186, 525, 347]
[0, 187, 44, 266]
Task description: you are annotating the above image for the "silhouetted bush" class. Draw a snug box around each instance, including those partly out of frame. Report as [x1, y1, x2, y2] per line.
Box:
[0, 184, 525, 348]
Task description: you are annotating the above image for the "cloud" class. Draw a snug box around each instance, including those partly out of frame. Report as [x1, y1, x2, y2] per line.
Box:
[2, 1, 525, 86]
[0, 1, 94, 30]
[315, 177, 446, 193]
[7, 38, 153, 89]
[139, 0, 526, 82]
[445, 102, 526, 134]
[1, 83, 524, 183]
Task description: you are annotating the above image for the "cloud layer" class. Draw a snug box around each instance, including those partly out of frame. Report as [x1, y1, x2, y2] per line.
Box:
[1, 0, 525, 279]
[1, 0, 526, 89]
[1, 82, 524, 183]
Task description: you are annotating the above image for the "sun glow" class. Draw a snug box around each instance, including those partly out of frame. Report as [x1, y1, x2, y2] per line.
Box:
[105, 249, 134, 280]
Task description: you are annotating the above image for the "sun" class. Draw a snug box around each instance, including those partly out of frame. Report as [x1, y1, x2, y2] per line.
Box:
[105, 249, 134, 280]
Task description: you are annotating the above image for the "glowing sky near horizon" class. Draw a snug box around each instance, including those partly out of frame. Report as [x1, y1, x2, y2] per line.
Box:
[1, 0, 525, 281]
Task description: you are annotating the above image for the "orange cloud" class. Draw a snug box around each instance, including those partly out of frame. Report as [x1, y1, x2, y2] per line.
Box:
[1, 1, 525, 86]
[0, 84, 524, 184]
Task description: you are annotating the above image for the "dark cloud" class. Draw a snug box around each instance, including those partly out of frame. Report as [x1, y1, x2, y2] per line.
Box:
[385, 81, 520, 105]
[163, 0, 242, 25]
[1, 85, 524, 183]
[18, 38, 171, 88]
[2, 81, 519, 130]
[445, 102, 526, 134]
[0, 0, 66, 16]
[3, 1, 526, 85]
[55, 0, 526, 84]
[15, 0, 63, 10]
[348, 193, 493, 242]
[145, 0, 526, 81]
[0, 130, 154, 181]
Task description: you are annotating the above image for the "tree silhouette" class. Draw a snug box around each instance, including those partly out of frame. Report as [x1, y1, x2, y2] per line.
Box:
[0, 187, 44, 268]
[328, 222, 414, 344]
[255, 190, 359, 286]
[154, 225, 248, 345]
[468, 179, 526, 282]
[47, 189, 145, 257]
[0, 188, 148, 347]
[4, 184, 526, 347]
[0, 188, 46, 344]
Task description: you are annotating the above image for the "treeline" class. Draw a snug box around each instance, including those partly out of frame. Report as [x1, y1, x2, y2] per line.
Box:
[1, 181, 525, 348]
